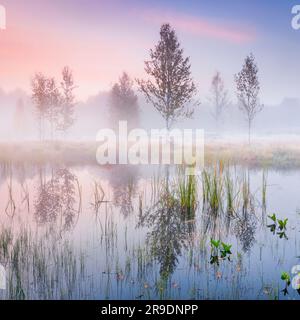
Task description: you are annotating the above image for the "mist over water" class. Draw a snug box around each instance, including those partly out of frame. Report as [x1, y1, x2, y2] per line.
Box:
[1, 88, 300, 142]
[0, 163, 299, 299]
[0, 0, 300, 302]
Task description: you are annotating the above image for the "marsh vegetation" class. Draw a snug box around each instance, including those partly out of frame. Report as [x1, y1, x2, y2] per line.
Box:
[0, 18, 299, 302]
[0, 160, 299, 300]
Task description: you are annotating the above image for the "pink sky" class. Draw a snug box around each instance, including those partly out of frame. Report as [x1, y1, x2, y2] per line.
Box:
[0, 1, 299, 105]
[0, 1, 259, 101]
[138, 9, 256, 44]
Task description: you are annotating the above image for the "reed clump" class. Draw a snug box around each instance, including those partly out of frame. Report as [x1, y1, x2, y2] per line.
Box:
[0, 226, 86, 300]
[176, 168, 198, 218]
[201, 162, 256, 216]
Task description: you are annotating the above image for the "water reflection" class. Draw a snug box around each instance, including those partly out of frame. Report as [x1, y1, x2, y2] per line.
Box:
[234, 213, 257, 253]
[138, 187, 195, 281]
[234, 172, 257, 253]
[34, 167, 80, 232]
[108, 165, 139, 218]
[0, 161, 298, 300]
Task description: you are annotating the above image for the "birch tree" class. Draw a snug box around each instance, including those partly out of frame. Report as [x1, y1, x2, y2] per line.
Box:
[58, 66, 76, 134]
[235, 54, 263, 144]
[31, 73, 48, 140]
[209, 71, 229, 132]
[137, 23, 198, 130]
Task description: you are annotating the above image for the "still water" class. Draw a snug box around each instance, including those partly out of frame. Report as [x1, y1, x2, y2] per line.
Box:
[0, 162, 299, 300]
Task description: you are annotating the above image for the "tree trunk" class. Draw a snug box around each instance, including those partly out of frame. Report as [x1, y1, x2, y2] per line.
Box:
[39, 116, 42, 141]
[248, 119, 251, 145]
[165, 117, 170, 193]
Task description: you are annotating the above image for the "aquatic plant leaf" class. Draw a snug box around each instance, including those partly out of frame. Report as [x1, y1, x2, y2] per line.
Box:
[210, 255, 219, 266]
[281, 272, 288, 281]
[281, 288, 289, 296]
[277, 231, 288, 240]
[278, 218, 288, 231]
[267, 224, 276, 234]
[221, 242, 232, 254]
[281, 272, 290, 284]
[268, 214, 277, 223]
[210, 239, 220, 249]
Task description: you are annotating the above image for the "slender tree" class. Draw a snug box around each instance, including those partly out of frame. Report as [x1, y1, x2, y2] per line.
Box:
[235, 53, 263, 144]
[209, 71, 229, 132]
[46, 77, 61, 139]
[109, 72, 139, 130]
[58, 66, 76, 134]
[137, 23, 198, 130]
[31, 67, 76, 140]
[31, 73, 49, 140]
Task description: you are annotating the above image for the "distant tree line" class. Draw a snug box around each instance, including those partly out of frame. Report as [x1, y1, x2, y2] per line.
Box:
[30, 23, 263, 144]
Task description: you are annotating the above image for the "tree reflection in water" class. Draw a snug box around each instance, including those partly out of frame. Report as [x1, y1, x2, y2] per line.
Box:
[234, 171, 257, 253]
[34, 167, 80, 232]
[108, 165, 139, 218]
[234, 206, 257, 253]
[138, 188, 195, 282]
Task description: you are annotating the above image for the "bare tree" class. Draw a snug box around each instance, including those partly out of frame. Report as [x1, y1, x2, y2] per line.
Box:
[137, 23, 198, 130]
[109, 72, 139, 130]
[235, 53, 263, 144]
[58, 66, 76, 134]
[208, 71, 229, 132]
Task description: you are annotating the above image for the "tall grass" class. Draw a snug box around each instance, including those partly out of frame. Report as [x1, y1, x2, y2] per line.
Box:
[202, 163, 224, 215]
[92, 181, 106, 215]
[177, 168, 198, 218]
[225, 171, 234, 214]
[0, 226, 86, 300]
[262, 170, 267, 209]
[202, 163, 257, 216]
[5, 169, 16, 217]
[242, 173, 250, 212]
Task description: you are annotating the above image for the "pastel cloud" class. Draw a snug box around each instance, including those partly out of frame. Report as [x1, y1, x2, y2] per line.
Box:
[0, 23, 145, 99]
[0, 2, 257, 100]
[138, 9, 256, 44]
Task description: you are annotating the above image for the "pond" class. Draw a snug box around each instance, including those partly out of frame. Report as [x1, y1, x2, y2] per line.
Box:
[0, 162, 299, 300]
